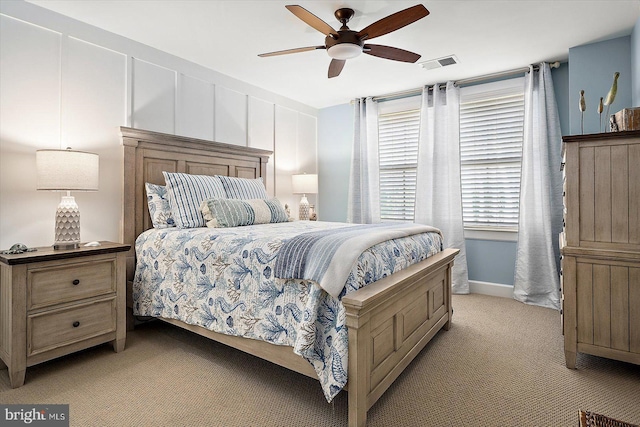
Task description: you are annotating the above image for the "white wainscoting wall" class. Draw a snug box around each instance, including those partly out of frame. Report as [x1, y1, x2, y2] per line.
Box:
[0, 1, 317, 249]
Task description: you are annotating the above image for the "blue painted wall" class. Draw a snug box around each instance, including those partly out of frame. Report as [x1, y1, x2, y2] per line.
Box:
[568, 36, 632, 135]
[466, 239, 517, 285]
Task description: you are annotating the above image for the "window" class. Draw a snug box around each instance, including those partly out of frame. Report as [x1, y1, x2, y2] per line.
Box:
[375, 80, 524, 230]
[459, 78, 525, 231]
[377, 98, 421, 221]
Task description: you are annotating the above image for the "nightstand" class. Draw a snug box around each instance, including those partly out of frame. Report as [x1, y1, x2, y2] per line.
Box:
[0, 241, 130, 388]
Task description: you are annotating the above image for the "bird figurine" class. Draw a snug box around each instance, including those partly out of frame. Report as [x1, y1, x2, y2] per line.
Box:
[603, 72, 620, 131]
[597, 97, 604, 132]
[579, 90, 586, 134]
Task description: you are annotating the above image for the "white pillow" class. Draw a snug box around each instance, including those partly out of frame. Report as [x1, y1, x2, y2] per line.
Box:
[162, 172, 226, 228]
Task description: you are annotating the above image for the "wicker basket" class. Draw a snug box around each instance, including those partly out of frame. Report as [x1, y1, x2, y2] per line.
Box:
[579, 410, 639, 427]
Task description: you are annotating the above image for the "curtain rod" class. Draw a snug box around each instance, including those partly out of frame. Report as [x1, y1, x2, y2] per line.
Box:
[366, 61, 561, 103]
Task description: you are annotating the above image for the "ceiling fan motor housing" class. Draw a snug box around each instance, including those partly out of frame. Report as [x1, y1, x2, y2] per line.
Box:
[326, 7, 363, 60]
[325, 30, 363, 59]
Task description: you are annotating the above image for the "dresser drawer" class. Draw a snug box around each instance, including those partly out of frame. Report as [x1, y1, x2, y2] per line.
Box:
[28, 259, 115, 310]
[28, 298, 116, 356]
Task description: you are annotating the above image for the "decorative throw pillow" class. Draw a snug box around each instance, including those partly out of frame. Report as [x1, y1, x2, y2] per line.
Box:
[218, 176, 268, 200]
[200, 197, 290, 228]
[163, 172, 226, 228]
[145, 183, 175, 228]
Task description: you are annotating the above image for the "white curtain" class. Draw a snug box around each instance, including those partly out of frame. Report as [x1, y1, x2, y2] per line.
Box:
[414, 82, 469, 294]
[347, 97, 381, 224]
[513, 63, 563, 309]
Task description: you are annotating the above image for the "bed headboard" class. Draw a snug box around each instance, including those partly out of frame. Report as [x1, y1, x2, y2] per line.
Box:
[120, 126, 272, 282]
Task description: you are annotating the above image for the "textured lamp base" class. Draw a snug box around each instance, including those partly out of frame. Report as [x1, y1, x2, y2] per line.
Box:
[298, 195, 309, 221]
[54, 195, 80, 250]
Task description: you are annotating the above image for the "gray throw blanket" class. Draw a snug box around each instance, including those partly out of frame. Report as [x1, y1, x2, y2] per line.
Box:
[274, 222, 442, 297]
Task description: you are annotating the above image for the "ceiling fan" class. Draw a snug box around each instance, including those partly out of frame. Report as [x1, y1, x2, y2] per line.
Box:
[258, 4, 430, 78]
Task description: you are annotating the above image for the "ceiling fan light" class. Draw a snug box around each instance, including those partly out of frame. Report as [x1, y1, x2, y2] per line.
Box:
[327, 43, 361, 60]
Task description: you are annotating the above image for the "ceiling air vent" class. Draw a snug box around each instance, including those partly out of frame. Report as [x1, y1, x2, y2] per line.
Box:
[419, 55, 459, 70]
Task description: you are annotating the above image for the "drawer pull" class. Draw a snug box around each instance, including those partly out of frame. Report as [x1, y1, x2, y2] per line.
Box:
[72, 279, 80, 285]
[72, 321, 80, 328]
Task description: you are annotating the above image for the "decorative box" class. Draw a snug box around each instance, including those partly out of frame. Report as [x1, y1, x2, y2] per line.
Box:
[612, 107, 640, 131]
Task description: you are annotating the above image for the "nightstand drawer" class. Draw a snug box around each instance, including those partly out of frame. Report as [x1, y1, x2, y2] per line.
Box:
[28, 298, 116, 356]
[28, 259, 115, 310]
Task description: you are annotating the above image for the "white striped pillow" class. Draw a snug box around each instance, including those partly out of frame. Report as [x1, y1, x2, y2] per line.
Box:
[218, 176, 268, 200]
[163, 172, 226, 228]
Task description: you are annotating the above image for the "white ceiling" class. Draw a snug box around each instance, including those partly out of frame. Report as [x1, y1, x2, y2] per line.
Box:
[27, 0, 640, 109]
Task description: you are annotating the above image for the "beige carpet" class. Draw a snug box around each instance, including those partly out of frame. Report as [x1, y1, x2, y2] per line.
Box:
[1, 294, 639, 426]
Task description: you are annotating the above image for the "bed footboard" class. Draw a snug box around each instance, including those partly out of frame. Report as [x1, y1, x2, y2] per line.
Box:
[342, 247, 458, 427]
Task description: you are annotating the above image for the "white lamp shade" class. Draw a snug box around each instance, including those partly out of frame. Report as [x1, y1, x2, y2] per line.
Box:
[292, 174, 318, 194]
[36, 149, 99, 191]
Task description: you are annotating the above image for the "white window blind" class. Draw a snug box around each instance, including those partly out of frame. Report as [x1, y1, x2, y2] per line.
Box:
[460, 79, 525, 230]
[378, 108, 420, 221]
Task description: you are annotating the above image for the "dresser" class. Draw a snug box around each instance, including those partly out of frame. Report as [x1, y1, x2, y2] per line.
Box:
[560, 130, 640, 369]
[0, 241, 130, 387]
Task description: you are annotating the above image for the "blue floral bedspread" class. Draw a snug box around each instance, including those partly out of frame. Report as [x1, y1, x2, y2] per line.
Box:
[133, 221, 443, 402]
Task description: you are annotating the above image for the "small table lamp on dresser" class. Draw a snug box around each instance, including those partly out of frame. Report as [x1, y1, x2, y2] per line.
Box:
[292, 173, 318, 220]
[36, 148, 99, 249]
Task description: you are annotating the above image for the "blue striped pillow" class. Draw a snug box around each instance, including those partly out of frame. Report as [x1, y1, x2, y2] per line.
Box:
[218, 176, 268, 200]
[200, 197, 289, 228]
[163, 172, 226, 228]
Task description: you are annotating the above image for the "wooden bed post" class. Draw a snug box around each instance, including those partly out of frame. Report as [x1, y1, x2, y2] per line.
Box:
[342, 248, 459, 427]
[344, 307, 371, 427]
[443, 260, 453, 331]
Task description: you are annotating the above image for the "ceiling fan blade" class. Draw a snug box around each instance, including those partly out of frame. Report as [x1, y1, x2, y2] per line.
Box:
[357, 4, 429, 40]
[258, 46, 325, 57]
[363, 44, 421, 63]
[286, 5, 337, 36]
[328, 59, 346, 78]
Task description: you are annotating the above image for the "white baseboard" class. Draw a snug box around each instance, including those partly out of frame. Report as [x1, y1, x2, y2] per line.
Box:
[468, 280, 514, 299]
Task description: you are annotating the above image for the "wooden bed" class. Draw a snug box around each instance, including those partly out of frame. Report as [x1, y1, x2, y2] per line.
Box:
[120, 126, 459, 427]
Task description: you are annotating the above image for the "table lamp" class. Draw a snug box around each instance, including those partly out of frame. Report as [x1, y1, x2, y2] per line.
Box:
[292, 173, 318, 220]
[36, 148, 99, 249]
